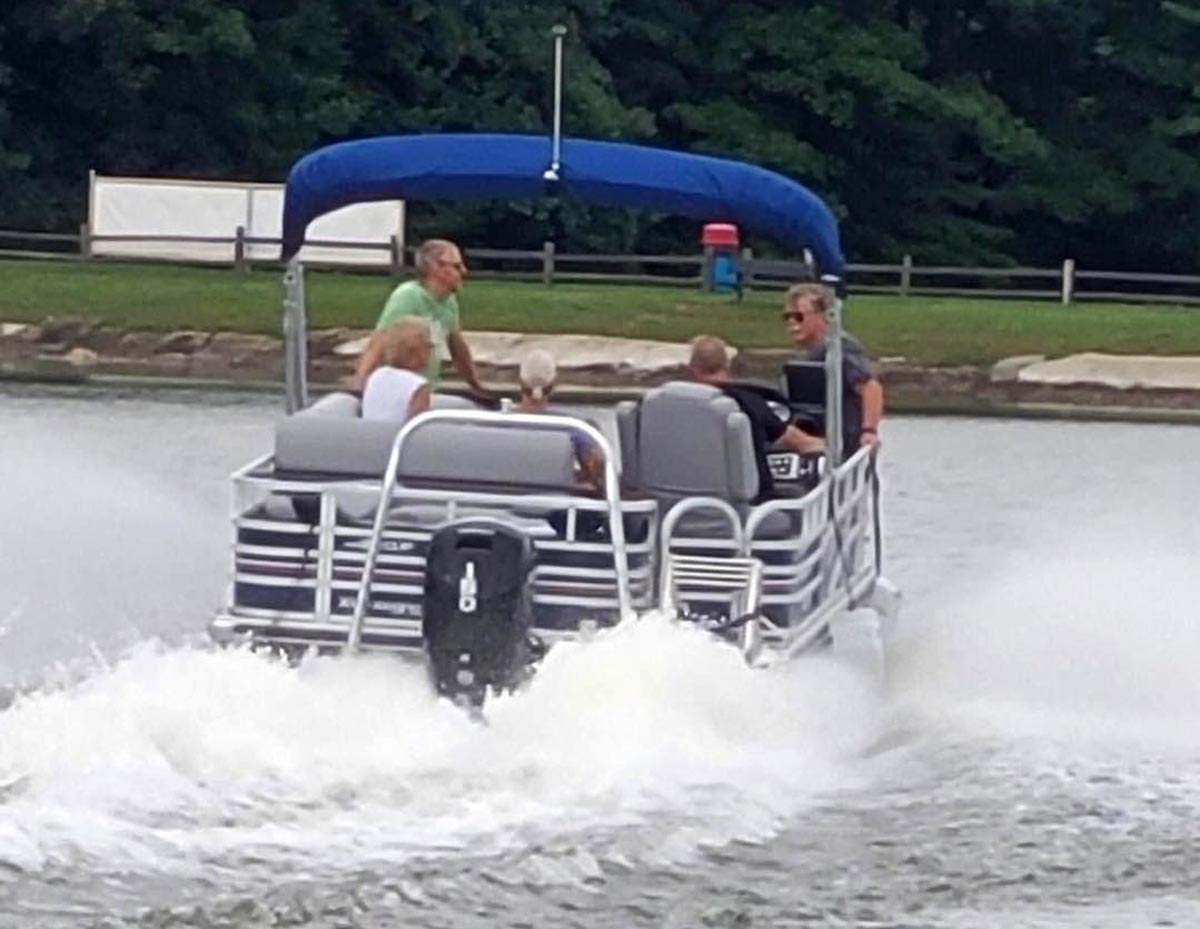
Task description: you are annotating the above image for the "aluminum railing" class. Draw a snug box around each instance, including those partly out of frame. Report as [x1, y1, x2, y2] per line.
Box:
[346, 409, 631, 651]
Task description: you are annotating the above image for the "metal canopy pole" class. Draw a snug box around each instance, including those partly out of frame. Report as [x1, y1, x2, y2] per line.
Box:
[821, 273, 844, 468]
[543, 24, 568, 182]
[282, 257, 309, 413]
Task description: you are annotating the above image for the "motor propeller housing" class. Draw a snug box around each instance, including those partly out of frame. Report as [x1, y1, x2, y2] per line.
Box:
[422, 520, 539, 706]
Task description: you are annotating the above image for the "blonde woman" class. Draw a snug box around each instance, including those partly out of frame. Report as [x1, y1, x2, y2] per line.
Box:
[360, 316, 433, 423]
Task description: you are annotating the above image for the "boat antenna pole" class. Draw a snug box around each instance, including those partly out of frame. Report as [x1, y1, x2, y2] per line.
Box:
[822, 273, 844, 467]
[543, 24, 567, 183]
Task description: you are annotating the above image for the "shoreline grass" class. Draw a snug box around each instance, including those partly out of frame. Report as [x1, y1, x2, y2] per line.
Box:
[2, 258, 1199, 366]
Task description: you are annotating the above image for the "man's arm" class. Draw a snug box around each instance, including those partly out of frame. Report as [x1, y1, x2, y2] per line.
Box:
[745, 389, 825, 455]
[446, 328, 494, 398]
[857, 376, 884, 446]
[753, 393, 830, 456]
[775, 424, 826, 454]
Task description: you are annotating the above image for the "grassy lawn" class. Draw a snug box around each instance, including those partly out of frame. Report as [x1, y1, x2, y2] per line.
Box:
[2, 257, 1199, 366]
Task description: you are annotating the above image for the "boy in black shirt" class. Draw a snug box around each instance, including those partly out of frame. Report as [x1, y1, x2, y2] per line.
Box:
[688, 336, 825, 502]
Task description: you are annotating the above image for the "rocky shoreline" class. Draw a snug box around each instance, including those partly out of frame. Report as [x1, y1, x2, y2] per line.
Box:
[3, 318, 1199, 423]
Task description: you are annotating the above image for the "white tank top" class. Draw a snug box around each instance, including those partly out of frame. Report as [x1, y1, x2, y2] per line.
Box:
[361, 367, 427, 422]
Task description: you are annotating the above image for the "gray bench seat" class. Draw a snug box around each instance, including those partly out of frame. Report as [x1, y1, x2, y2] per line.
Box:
[273, 391, 582, 493]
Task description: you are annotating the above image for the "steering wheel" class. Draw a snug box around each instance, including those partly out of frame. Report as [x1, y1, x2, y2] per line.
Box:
[726, 380, 793, 423]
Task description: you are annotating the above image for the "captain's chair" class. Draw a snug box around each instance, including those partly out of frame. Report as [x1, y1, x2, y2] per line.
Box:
[618, 381, 758, 510]
[782, 359, 826, 434]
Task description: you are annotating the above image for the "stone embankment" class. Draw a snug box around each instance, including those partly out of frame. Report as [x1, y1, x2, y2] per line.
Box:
[2, 318, 1199, 422]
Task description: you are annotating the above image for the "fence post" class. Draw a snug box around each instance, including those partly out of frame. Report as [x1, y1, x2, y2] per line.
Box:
[233, 225, 247, 272]
[389, 234, 403, 277]
[78, 222, 92, 261]
[900, 253, 912, 297]
[701, 245, 715, 291]
[1061, 258, 1075, 305]
[740, 247, 754, 292]
[542, 240, 556, 286]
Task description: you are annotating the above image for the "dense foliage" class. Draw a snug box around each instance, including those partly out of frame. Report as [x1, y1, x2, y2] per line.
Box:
[1, 1, 1197, 269]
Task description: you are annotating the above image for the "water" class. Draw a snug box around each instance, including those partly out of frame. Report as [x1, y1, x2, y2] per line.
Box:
[2, 384, 1199, 927]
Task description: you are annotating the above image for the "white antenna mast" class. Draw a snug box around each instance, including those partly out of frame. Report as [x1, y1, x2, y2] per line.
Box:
[544, 24, 568, 182]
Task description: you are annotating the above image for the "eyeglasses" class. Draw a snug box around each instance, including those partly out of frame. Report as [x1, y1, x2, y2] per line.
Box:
[780, 310, 806, 323]
[439, 259, 467, 272]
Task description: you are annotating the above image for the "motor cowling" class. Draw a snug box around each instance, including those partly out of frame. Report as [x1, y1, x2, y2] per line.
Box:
[422, 520, 537, 705]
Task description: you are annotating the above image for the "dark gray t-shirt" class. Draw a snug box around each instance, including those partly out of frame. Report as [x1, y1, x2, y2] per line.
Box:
[800, 332, 874, 454]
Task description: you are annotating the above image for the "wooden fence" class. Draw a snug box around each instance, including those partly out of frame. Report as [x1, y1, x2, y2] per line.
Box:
[0, 226, 1197, 306]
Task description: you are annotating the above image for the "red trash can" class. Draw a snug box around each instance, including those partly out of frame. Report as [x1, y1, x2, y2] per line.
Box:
[702, 223, 740, 291]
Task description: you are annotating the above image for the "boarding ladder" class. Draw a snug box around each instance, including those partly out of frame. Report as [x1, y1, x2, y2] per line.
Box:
[658, 498, 765, 662]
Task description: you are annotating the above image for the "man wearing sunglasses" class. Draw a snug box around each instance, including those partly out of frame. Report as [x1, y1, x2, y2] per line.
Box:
[353, 238, 493, 401]
[782, 282, 884, 455]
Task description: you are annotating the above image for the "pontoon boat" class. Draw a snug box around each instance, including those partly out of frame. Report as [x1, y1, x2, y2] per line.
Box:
[208, 134, 900, 703]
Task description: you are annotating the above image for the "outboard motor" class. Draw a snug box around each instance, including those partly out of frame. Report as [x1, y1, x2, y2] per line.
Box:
[422, 520, 538, 706]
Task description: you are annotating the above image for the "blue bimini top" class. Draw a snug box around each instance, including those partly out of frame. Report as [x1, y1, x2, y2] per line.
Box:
[280, 133, 844, 278]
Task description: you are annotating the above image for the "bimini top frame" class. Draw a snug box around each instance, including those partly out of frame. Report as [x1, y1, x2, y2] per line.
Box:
[278, 132, 849, 459]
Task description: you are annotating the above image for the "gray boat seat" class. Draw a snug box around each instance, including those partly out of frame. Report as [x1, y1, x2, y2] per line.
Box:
[273, 391, 577, 491]
[275, 392, 394, 478]
[429, 393, 479, 411]
[395, 422, 575, 490]
[632, 381, 758, 504]
[627, 381, 809, 545]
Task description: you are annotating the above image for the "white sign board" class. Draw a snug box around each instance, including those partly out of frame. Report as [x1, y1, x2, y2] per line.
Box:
[88, 173, 404, 266]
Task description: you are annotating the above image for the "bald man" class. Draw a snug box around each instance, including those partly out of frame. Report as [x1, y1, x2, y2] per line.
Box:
[353, 239, 492, 399]
[689, 335, 824, 502]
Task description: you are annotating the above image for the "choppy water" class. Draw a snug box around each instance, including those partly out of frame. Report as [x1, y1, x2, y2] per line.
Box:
[1, 384, 1199, 928]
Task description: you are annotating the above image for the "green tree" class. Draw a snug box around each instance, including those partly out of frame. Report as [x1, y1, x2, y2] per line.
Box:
[0, 0, 1197, 270]
[0, 0, 359, 226]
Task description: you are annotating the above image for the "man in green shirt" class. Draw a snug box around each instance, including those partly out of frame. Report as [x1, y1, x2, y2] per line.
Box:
[352, 239, 492, 397]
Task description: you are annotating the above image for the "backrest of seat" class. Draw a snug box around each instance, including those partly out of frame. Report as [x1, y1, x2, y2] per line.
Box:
[429, 393, 477, 411]
[303, 391, 362, 418]
[635, 381, 758, 502]
[274, 392, 576, 489]
[782, 359, 828, 438]
[275, 392, 399, 477]
[396, 423, 575, 489]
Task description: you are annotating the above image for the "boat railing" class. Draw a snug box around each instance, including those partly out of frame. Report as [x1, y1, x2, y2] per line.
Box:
[217, 460, 657, 651]
[217, 419, 882, 662]
[346, 409, 632, 651]
[743, 445, 880, 656]
[658, 496, 746, 611]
